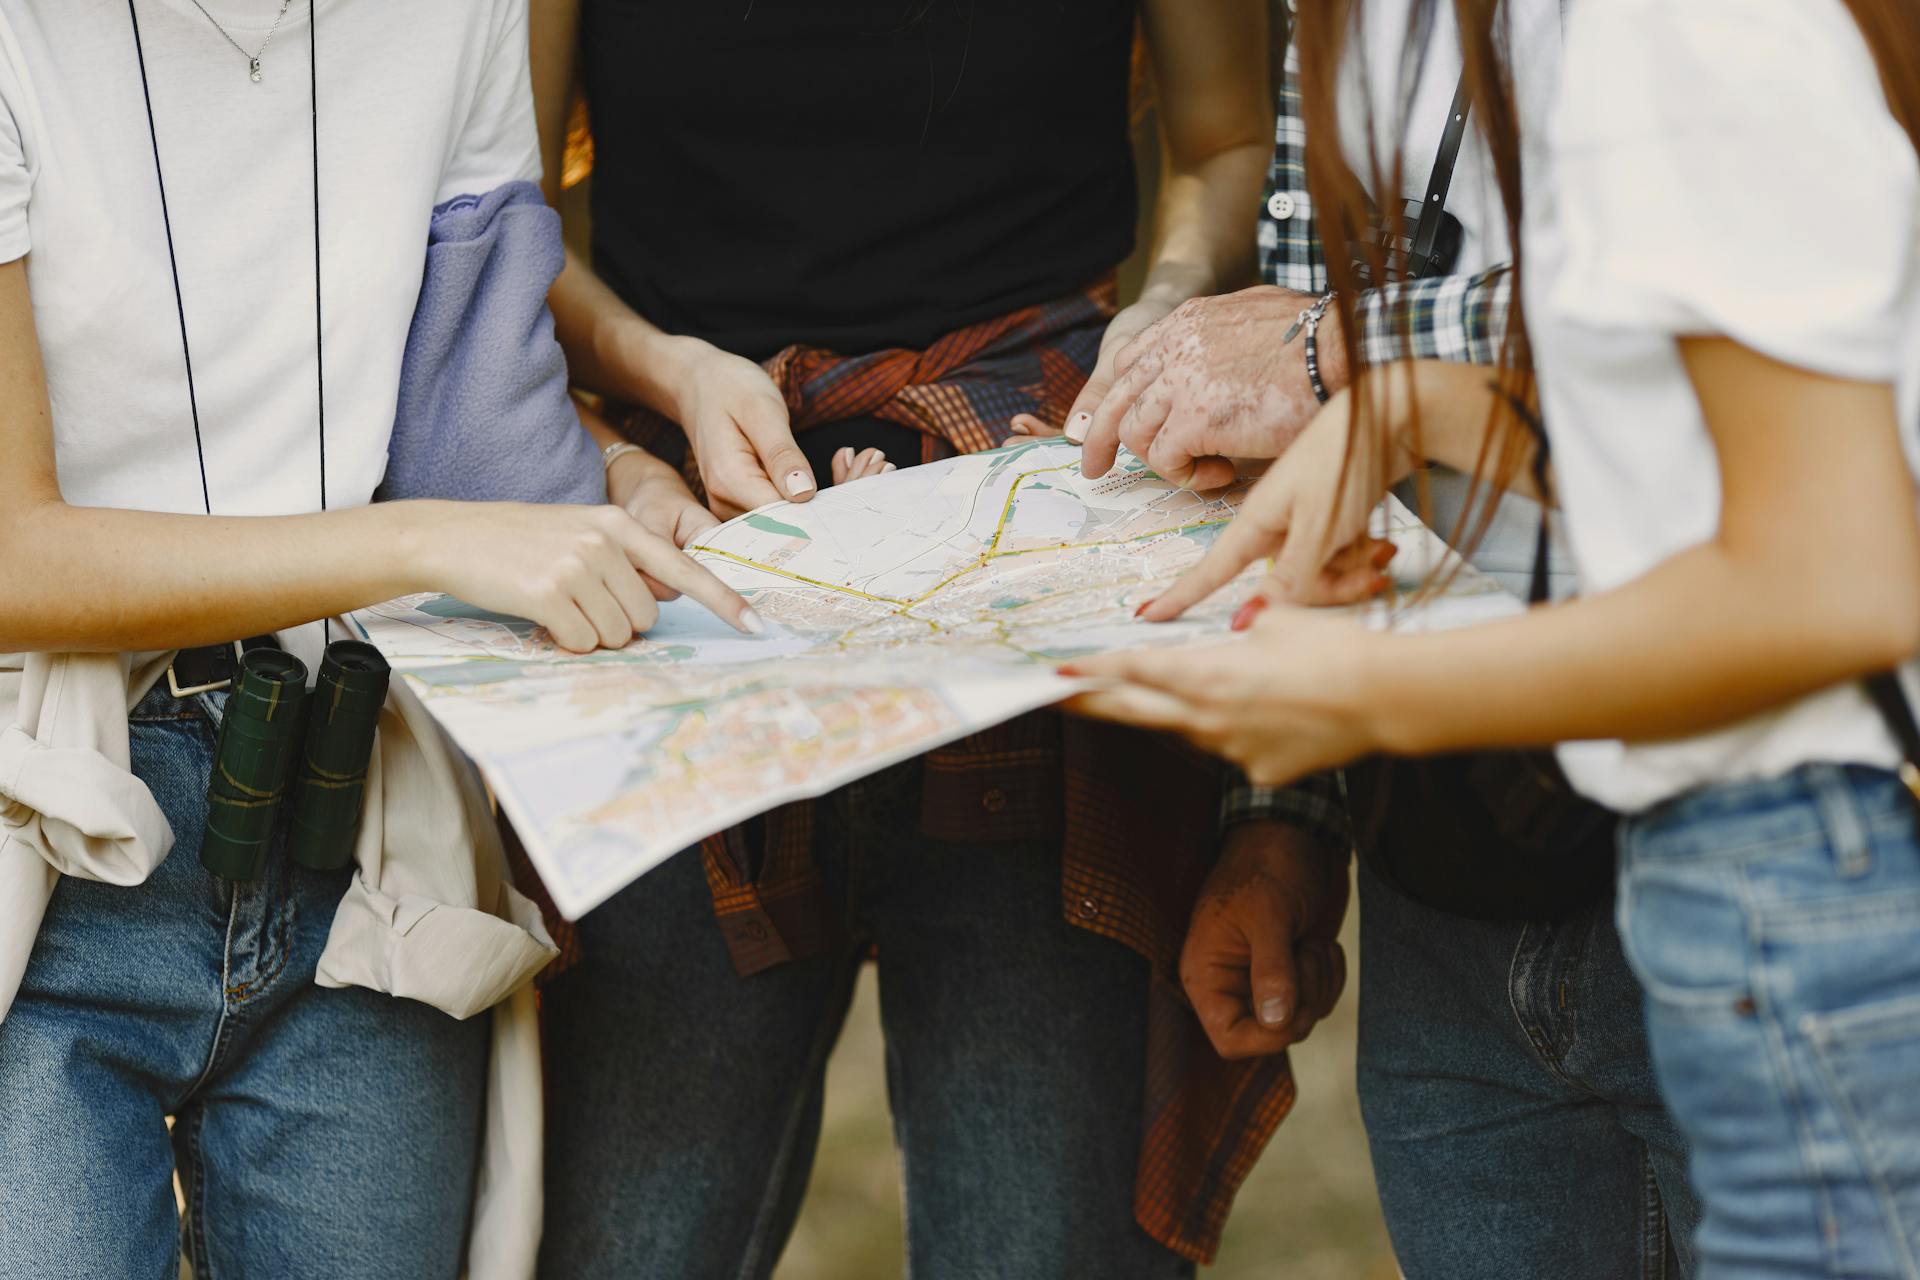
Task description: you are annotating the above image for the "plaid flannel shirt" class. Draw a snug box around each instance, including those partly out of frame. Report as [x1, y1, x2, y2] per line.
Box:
[1225, 36, 1513, 853]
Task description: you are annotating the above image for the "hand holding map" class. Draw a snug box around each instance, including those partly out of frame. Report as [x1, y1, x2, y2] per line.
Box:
[355, 440, 1512, 918]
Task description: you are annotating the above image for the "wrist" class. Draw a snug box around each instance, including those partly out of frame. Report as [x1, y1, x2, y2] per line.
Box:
[597, 319, 701, 418]
[1137, 262, 1213, 312]
[1314, 308, 1351, 398]
[389, 500, 456, 596]
[1344, 629, 1405, 759]
[656, 332, 732, 424]
[605, 444, 662, 505]
[1350, 365, 1430, 481]
[1354, 631, 1431, 758]
[1222, 816, 1349, 867]
[1407, 360, 1500, 472]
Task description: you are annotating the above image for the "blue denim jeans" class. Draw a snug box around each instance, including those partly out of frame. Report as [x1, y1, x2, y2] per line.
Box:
[1618, 763, 1920, 1278]
[0, 683, 487, 1280]
[539, 761, 1191, 1280]
[1357, 859, 1698, 1278]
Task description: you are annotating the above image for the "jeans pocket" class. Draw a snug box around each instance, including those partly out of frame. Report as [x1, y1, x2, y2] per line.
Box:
[1803, 990, 1920, 1264]
[1617, 862, 1754, 1025]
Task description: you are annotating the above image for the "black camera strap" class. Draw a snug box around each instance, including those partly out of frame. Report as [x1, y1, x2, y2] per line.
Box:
[128, 0, 328, 645]
[1865, 672, 1920, 809]
[1349, 65, 1473, 287]
[1409, 69, 1472, 279]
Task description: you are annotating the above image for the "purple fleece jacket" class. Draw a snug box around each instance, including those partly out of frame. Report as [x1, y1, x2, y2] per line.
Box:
[381, 180, 603, 506]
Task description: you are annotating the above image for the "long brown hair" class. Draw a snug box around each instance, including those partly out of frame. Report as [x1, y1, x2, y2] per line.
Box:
[1843, 0, 1920, 152]
[1291, 0, 1920, 573]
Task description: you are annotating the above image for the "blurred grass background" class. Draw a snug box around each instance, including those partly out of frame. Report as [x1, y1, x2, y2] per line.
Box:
[773, 888, 1399, 1280]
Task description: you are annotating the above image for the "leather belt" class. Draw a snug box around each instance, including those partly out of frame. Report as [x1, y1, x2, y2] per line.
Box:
[166, 635, 281, 698]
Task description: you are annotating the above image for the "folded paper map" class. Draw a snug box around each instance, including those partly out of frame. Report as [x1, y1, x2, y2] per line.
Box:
[355, 439, 1516, 918]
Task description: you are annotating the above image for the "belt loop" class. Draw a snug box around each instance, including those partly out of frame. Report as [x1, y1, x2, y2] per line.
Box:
[1809, 763, 1873, 879]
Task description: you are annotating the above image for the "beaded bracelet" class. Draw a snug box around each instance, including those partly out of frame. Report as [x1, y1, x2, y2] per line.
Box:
[1283, 290, 1337, 405]
[1300, 291, 1336, 405]
[1304, 326, 1331, 404]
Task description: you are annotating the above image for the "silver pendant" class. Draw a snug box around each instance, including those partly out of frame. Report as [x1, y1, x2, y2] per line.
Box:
[250, 57, 262, 83]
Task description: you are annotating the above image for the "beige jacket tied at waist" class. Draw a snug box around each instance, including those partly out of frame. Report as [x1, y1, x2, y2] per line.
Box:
[0, 643, 558, 1280]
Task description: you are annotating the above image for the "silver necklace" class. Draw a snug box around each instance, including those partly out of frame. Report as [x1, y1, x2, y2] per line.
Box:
[183, 0, 294, 82]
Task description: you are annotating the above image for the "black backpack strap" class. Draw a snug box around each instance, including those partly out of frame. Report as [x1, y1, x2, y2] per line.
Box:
[1490, 384, 1557, 607]
[1864, 671, 1920, 820]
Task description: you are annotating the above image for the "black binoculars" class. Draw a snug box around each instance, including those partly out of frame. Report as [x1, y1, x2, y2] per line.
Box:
[200, 640, 391, 882]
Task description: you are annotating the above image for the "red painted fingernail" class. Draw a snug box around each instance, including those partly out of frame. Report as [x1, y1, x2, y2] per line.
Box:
[1057, 664, 1083, 678]
[1230, 597, 1268, 632]
[1372, 543, 1399, 567]
[1134, 597, 1157, 618]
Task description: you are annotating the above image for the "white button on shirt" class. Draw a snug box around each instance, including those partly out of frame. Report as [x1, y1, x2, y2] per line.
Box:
[1266, 191, 1296, 221]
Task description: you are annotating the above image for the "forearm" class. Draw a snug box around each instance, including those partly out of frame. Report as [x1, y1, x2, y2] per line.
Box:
[1139, 0, 1269, 305]
[574, 398, 690, 507]
[549, 249, 702, 415]
[1140, 141, 1269, 306]
[572, 395, 623, 453]
[528, 0, 679, 408]
[1355, 359, 1543, 503]
[1367, 540, 1918, 757]
[1368, 343, 1920, 760]
[0, 500, 432, 653]
[528, 0, 579, 203]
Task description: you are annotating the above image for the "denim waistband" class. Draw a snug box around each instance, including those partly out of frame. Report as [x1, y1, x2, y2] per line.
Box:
[128, 675, 227, 727]
[1626, 762, 1915, 864]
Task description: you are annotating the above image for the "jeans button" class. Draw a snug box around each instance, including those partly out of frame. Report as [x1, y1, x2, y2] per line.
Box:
[1077, 896, 1100, 920]
[980, 788, 1008, 814]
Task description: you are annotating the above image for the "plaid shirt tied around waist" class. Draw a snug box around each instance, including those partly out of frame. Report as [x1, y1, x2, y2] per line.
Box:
[618, 278, 1118, 479]
[560, 275, 1296, 1263]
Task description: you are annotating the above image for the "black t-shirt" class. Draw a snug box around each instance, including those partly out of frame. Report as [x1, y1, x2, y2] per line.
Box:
[580, 0, 1140, 362]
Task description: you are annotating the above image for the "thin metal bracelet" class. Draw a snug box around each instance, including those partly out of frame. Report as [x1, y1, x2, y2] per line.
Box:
[602, 440, 646, 472]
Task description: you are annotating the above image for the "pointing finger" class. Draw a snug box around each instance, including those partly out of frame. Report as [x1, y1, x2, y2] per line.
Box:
[1139, 486, 1297, 623]
[597, 546, 663, 636]
[611, 521, 763, 635]
[1082, 348, 1163, 479]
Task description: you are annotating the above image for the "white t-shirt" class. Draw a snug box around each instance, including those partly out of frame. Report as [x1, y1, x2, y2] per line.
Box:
[1526, 0, 1920, 812]
[0, 0, 539, 663]
[1336, 0, 1570, 597]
